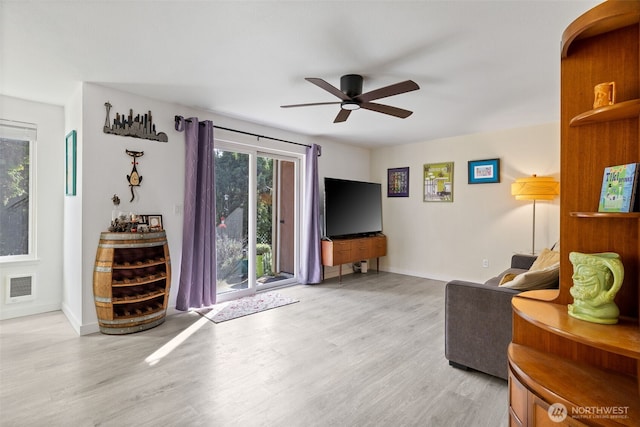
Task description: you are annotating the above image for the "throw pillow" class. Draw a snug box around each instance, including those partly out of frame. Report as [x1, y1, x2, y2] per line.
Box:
[499, 262, 560, 290]
[499, 273, 518, 285]
[529, 248, 560, 271]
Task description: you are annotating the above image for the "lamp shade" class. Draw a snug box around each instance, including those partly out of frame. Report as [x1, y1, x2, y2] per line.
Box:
[511, 175, 560, 200]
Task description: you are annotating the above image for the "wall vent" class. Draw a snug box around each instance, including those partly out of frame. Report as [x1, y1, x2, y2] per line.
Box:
[6, 274, 35, 303]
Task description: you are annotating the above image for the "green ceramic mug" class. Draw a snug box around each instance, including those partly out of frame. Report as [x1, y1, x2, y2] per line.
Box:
[568, 252, 623, 324]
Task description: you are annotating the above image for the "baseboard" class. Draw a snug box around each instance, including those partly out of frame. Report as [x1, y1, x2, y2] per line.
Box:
[382, 266, 453, 283]
[0, 302, 61, 320]
[60, 302, 100, 336]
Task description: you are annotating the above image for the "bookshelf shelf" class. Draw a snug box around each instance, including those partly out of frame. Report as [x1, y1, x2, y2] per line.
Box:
[570, 212, 640, 218]
[509, 344, 639, 425]
[513, 296, 640, 359]
[569, 99, 640, 127]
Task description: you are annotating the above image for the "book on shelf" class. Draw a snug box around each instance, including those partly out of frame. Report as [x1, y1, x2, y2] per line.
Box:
[598, 163, 639, 213]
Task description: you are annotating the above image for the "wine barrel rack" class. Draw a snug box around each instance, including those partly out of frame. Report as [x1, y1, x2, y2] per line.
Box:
[93, 231, 171, 334]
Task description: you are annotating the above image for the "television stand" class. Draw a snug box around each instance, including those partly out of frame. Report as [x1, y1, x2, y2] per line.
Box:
[321, 235, 387, 282]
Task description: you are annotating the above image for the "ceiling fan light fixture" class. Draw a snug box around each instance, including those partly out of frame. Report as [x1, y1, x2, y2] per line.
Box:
[282, 75, 418, 122]
[341, 101, 360, 111]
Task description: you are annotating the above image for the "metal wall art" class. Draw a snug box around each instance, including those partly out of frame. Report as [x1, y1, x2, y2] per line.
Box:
[126, 149, 144, 201]
[104, 102, 168, 142]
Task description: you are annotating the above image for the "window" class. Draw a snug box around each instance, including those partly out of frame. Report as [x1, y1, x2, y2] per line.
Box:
[0, 120, 36, 260]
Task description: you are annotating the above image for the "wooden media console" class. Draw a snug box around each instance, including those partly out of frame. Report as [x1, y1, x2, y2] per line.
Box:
[321, 234, 386, 281]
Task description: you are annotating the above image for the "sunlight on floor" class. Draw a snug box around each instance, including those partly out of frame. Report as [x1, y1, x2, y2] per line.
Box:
[144, 303, 228, 366]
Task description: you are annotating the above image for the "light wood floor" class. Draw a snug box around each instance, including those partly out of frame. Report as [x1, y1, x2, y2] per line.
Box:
[0, 272, 508, 427]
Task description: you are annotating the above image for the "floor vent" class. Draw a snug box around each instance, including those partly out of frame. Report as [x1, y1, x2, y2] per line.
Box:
[6, 274, 35, 303]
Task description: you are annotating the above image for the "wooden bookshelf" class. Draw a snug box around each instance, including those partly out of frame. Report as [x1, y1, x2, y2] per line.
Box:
[508, 1, 640, 425]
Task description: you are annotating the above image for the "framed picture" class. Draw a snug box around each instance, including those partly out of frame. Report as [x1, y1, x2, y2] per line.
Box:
[468, 158, 500, 184]
[65, 130, 77, 196]
[388, 167, 410, 197]
[147, 215, 163, 231]
[424, 162, 454, 202]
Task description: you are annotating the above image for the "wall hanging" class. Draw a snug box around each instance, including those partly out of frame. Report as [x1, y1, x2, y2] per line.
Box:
[424, 162, 454, 202]
[388, 167, 409, 197]
[468, 158, 500, 184]
[104, 102, 168, 142]
[65, 130, 77, 196]
[125, 149, 143, 201]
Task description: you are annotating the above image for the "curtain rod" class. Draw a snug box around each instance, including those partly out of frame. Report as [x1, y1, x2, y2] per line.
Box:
[174, 115, 315, 151]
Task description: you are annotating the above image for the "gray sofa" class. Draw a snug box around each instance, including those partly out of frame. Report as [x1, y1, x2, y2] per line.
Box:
[444, 254, 539, 380]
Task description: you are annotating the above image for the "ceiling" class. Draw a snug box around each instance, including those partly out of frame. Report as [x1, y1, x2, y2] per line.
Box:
[0, 0, 601, 148]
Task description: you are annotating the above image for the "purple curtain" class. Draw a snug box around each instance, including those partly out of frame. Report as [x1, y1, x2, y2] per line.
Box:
[174, 117, 216, 310]
[300, 144, 322, 284]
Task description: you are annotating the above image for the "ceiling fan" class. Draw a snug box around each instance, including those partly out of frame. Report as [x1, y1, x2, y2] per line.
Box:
[281, 74, 420, 123]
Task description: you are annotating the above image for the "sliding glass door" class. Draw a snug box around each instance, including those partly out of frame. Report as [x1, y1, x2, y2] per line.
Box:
[214, 149, 251, 298]
[214, 143, 299, 302]
[256, 155, 297, 290]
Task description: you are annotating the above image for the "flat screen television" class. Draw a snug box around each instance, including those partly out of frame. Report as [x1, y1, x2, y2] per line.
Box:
[324, 177, 383, 238]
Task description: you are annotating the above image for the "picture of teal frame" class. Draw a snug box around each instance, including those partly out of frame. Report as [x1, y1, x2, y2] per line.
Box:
[65, 130, 77, 195]
[468, 158, 500, 184]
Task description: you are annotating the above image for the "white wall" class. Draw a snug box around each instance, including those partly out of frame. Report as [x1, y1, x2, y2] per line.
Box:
[62, 84, 84, 329]
[0, 95, 65, 319]
[371, 123, 560, 283]
[66, 83, 370, 334]
[3, 84, 561, 330]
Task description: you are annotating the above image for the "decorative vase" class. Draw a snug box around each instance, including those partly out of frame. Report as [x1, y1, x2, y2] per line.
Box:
[568, 252, 623, 324]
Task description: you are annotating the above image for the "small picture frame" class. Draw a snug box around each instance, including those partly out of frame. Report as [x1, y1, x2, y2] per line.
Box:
[147, 215, 163, 231]
[65, 130, 77, 196]
[388, 167, 410, 197]
[468, 158, 500, 184]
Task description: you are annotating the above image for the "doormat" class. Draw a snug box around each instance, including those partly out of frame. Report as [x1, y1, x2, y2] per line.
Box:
[197, 291, 299, 323]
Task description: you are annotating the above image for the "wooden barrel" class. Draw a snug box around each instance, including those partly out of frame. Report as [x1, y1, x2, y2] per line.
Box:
[93, 231, 171, 334]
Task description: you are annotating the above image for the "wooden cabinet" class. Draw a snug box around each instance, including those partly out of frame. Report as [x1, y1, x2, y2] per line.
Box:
[321, 235, 387, 281]
[509, 368, 589, 427]
[509, 1, 639, 426]
[93, 231, 171, 334]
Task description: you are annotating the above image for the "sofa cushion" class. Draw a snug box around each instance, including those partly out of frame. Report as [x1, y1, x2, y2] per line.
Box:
[499, 262, 559, 290]
[529, 248, 560, 270]
[485, 268, 529, 287]
[499, 273, 518, 285]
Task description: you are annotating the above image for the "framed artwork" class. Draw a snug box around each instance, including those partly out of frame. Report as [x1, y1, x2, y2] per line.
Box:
[147, 215, 163, 231]
[424, 162, 454, 202]
[387, 167, 410, 197]
[65, 130, 77, 196]
[468, 158, 500, 184]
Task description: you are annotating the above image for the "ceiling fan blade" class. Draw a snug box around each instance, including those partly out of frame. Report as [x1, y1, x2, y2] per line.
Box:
[306, 78, 351, 101]
[334, 109, 352, 123]
[281, 101, 341, 108]
[360, 102, 413, 119]
[356, 80, 419, 103]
